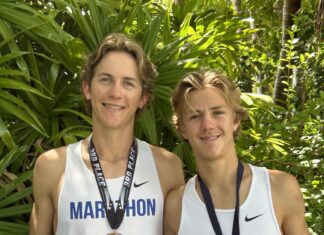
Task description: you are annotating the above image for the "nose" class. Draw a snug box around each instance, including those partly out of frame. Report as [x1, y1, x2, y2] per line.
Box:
[109, 80, 123, 99]
[200, 113, 215, 131]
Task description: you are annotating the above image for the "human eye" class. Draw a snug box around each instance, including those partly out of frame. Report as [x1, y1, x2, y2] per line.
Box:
[124, 80, 136, 88]
[189, 113, 201, 120]
[99, 76, 112, 83]
[213, 110, 225, 116]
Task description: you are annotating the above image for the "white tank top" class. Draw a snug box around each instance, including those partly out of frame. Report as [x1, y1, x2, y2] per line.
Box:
[178, 165, 281, 235]
[56, 139, 164, 235]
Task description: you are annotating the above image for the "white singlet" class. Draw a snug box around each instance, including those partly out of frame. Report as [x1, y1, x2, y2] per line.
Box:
[178, 165, 282, 235]
[56, 138, 163, 235]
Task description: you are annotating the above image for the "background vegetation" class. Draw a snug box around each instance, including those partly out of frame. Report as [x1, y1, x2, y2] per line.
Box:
[0, 0, 322, 234]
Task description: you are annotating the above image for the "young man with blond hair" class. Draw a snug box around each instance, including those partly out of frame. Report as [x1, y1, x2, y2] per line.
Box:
[164, 70, 309, 235]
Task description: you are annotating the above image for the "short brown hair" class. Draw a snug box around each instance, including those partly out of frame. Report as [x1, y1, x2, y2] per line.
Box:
[171, 70, 248, 137]
[81, 33, 157, 115]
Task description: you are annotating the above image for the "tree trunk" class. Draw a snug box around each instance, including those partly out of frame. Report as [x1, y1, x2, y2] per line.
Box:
[231, 0, 242, 16]
[273, 0, 301, 108]
[173, 0, 184, 5]
[231, 0, 255, 93]
[316, 0, 324, 41]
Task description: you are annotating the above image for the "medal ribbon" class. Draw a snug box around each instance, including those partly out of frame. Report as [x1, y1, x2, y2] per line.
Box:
[89, 137, 138, 230]
[197, 161, 244, 235]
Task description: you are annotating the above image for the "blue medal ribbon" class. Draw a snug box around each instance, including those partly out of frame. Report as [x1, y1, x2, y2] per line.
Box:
[197, 161, 244, 235]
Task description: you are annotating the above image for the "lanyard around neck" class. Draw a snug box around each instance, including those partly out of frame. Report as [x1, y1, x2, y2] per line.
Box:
[88, 137, 138, 230]
[197, 161, 244, 235]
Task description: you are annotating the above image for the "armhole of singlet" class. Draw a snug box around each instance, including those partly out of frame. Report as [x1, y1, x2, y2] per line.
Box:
[178, 176, 196, 234]
[56, 141, 84, 207]
[264, 167, 283, 234]
[55, 141, 81, 233]
[137, 139, 164, 197]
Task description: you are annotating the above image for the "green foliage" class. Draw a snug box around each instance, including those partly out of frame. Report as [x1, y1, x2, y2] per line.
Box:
[0, 0, 322, 233]
[237, 91, 323, 234]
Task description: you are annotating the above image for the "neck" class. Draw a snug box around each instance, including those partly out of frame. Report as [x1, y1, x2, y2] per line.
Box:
[196, 152, 239, 189]
[91, 125, 134, 162]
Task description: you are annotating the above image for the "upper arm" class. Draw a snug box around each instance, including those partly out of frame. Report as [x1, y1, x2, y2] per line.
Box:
[29, 148, 65, 235]
[151, 146, 185, 198]
[163, 186, 184, 235]
[270, 170, 309, 235]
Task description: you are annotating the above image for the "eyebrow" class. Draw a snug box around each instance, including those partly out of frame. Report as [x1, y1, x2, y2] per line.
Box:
[98, 72, 112, 77]
[187, 105, 225, 113]
[123, 76, 137, 82]
[210, 105, 225, 111]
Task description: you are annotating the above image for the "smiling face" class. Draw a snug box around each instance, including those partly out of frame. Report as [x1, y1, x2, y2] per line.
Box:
[83, 51, 148, 130]
[180, 87, 240, 161]
[81, 33, 157, 118]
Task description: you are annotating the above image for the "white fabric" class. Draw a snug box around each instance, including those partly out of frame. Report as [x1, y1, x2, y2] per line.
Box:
[56, 138, 163, 235]
[178, 165, 282, 235]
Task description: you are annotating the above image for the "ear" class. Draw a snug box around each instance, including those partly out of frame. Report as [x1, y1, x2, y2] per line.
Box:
[139, 92, 149, 109]
[82, 80, 91, 100]
[178, 123, 188, 140]
[233, 116, 241, 132]
[180, 131, 188, 140]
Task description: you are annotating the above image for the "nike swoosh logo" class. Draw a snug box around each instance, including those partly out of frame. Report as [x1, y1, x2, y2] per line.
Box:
[133, 181, 149, 188]
[245, 213, 263, 222]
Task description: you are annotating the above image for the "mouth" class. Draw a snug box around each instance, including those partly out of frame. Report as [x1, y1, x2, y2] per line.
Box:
[200, 134, 221, 141]
[102, 103, 125, 110]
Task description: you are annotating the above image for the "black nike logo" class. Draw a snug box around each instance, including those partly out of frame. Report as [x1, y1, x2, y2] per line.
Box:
[133, 180, 149, 188]
[245, 213, 263, 222]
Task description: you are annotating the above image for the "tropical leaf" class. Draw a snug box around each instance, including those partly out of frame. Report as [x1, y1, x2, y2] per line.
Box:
[141, 12, 163, 57]
[0, 170, 32, 200]
[0, 92, 48, 137]
[0, 146, 27, 180]
[0, 221, 29, 234]
[0, 18, 30, 77]
[136, 107, 158, 145]
[0, 52, 29, 65]
[0, 187, 32, 208]
[0, 204, 32, 218]
[0, 78, 52, 100]
[52, 108, 92, 125]
[0, 117, 15, 150]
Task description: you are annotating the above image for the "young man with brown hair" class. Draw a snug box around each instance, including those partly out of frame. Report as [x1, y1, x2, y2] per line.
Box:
[30, 33, 184, 235]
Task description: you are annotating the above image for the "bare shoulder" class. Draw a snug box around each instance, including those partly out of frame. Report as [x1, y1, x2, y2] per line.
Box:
[30, 146, 68, 235]
[149, 145, 185, 197]
[150, 145, 179, 161]
[36, 146, 67, 165]
[268, 169, 301, 196]
[33, 146, 67, 193]
[35, 146, 67, 176]
[268, 169, 303, 211]
[164, 185, 186, 235]
[149, 144, 183, 173]
[268, 169, 309, 235]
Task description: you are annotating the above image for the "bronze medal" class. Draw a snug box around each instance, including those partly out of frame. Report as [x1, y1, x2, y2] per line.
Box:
[89, 137, 138, 233]
[108, 231, 122, 235]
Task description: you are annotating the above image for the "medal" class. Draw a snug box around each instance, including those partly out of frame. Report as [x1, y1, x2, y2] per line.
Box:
[89, 137, 138, 232]
[108, 231, 122, 235]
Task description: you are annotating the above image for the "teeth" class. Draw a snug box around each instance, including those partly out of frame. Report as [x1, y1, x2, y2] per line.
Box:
[103, 103, 124, 110]
[201, 135, 219, 141]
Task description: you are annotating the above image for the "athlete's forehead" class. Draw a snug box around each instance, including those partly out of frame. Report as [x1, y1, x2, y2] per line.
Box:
[184, 105, 227, 115]
[183, 87, 230, 113]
